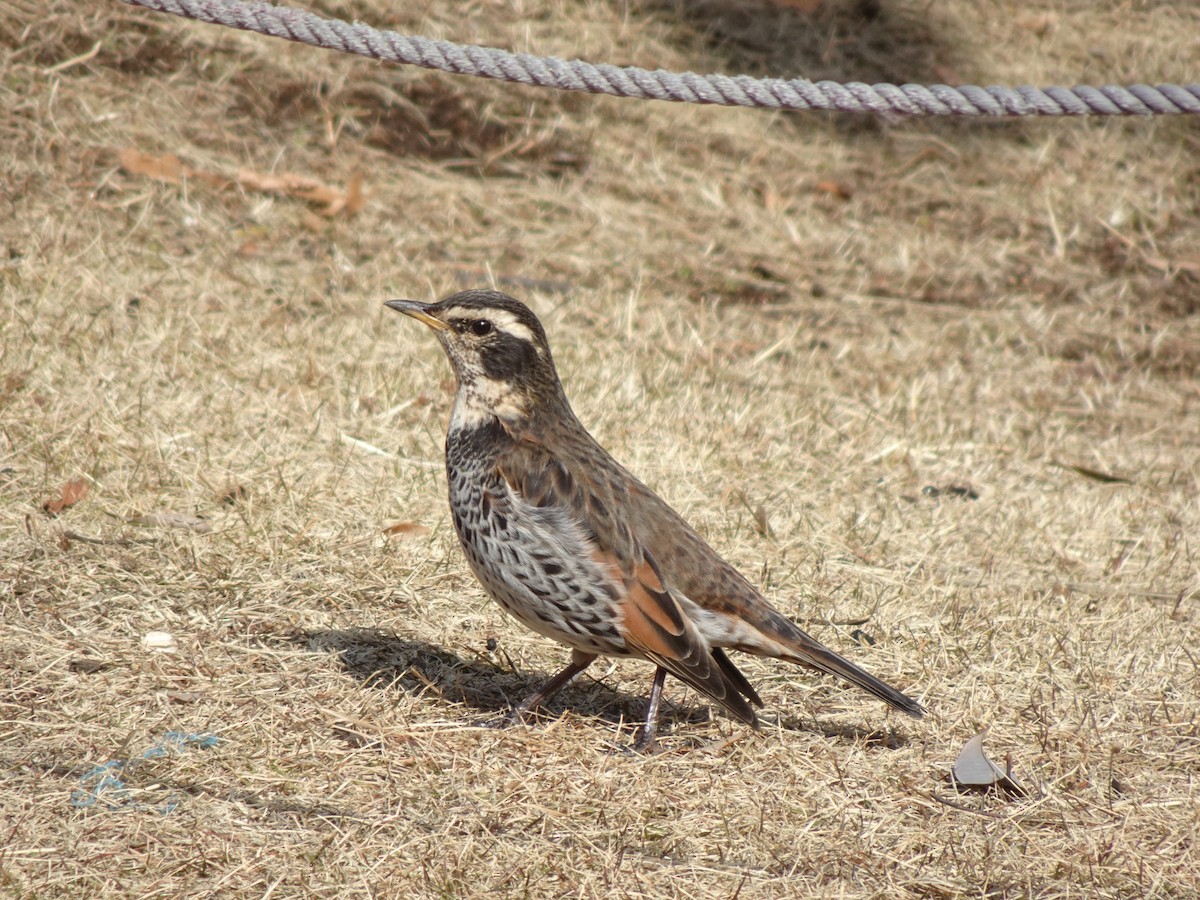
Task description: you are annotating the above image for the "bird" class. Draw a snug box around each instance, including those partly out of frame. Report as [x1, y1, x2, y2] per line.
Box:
[386, 289, 923, 749]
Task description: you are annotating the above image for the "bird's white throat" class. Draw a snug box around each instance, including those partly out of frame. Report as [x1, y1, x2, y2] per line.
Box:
[449, 375, 529, 429]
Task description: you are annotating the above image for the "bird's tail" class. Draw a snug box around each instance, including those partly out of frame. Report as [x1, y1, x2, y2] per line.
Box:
[772, 614, 924, 717]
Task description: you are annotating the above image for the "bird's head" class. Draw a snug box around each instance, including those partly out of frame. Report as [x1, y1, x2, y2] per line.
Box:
[386, 289, 566, 426]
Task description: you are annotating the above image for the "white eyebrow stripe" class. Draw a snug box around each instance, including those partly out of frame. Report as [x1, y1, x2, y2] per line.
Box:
[486, 309, 536, 343]
[447, 307, 537, 344]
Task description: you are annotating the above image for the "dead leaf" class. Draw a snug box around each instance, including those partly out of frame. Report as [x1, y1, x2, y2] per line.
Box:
[118, 148, 185, 183]
[235, 168, 335, 203]
[127, 510, 212, 533]
[118, 148, 363, 217]
[951, 731, 1027, 797]
[383, 521, 431, 539]
[331, 171, 366, 217]
[235, 167, 362, 216]
[42, 478, 89, 516]
[346, 171, 366, 213]
[117, 148, 229, 189]
[813, 180, 852, 201]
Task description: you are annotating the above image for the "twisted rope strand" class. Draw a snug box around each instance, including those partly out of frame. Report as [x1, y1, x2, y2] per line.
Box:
[121, 0, 1200, 117]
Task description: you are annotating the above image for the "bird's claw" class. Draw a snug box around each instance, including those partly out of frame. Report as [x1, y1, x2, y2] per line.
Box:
[476, 709, 527, 730]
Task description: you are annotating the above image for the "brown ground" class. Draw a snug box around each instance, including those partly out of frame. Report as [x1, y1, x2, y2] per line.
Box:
[2, 0, 1199, 896]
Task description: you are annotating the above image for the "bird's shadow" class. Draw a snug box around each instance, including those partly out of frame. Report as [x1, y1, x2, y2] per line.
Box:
[297, 627, 689, 732]
[637, 0, 1028, 141]
[297, 628, 912, 749]
[647, 0, 956, 85]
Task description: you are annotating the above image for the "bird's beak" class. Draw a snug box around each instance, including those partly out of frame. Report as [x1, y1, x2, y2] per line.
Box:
[385, 299, 450, 332]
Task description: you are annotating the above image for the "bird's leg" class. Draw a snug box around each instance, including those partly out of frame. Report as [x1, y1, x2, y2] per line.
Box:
[502, 650, 596, 725]
[631, 666, 668, 753]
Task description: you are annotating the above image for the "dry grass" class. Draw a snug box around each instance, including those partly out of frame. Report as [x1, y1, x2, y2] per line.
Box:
[2, 0, 1199, 896]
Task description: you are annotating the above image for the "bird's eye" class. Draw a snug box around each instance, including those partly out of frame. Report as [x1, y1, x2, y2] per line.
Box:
[470, 319, 493, 336]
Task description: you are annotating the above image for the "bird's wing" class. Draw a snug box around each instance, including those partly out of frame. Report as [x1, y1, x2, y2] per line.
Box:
[599, 549, 758, 725]
[495, 436, 759, 725]
[623, 478, 925, 718]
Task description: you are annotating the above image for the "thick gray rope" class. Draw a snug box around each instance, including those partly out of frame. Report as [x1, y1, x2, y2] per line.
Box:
[121, 0, 1200, 117]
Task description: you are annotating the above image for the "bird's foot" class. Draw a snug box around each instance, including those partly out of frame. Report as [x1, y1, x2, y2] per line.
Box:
[606, 724, 662, 755]
[475, 708, 528, 730]
[629, 730, 661, 755]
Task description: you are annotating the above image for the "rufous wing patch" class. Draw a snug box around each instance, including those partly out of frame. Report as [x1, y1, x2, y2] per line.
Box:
[627, 560, 686, 636]
[613, 552, 758, 726]
[621, 563, 693, 662]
